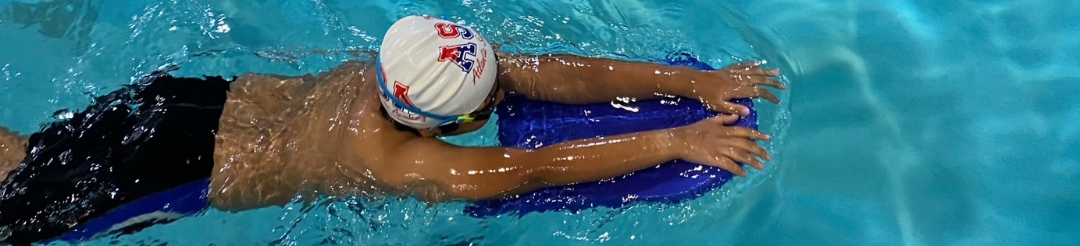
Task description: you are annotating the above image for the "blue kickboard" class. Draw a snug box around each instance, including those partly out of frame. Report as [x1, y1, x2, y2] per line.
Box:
[464, 53, 757, 217]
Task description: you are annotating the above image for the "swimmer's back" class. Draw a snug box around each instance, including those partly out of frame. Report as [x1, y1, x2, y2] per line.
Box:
[209, 61, 391, 210]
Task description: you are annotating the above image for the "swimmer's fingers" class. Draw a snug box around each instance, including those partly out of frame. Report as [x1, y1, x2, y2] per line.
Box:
[712, 101, 751, 116]
[756, 87, 781, 104]
[750, 76, 786, 90]
[706, 114, 741, 125]
[705, 156, 746, 177]
[725, 64, 786, 87]
[725, 62, 783, 87]
[727, 137, 770, 159]
[708, 90, 778, 115]
[720, 145, 764, 171]
[725, 61, 778, 76]
[732, 85, 781, 104]
[736, 65, 778, 77]
[720, 126, 770, 140]
[726, 61, 761, 70]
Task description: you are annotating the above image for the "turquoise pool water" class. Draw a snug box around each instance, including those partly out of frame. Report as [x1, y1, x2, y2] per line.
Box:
[1, 0, 1078, 245]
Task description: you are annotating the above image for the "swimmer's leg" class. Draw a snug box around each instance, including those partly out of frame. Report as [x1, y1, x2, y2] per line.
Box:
[0, 126, 27, 179]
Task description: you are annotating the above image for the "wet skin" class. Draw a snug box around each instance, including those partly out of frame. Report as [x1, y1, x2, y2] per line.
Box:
[0, 54, 784, 211]
[0, 127, 27, 179]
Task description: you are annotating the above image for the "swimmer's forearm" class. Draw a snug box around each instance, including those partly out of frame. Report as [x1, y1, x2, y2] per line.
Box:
[499, 54, 701, 103]
[380, 129, 680, 200]
[515, 129, 678, 186]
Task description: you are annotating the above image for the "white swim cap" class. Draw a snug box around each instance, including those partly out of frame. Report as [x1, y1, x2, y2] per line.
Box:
[377, 15, 498, 129]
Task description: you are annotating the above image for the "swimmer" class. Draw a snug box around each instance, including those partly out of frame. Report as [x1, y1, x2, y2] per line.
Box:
[0, 16, 783, 244]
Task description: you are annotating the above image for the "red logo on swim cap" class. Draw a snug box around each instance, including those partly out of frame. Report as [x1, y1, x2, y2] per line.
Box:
[434, 22, 474, 39]
[438, 42, 477, 73]
[392, 81, 414, 106]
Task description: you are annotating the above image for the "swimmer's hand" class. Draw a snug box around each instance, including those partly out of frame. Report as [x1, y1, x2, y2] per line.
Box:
[692, 61, 785, 116]
[669, 114, 771, 176]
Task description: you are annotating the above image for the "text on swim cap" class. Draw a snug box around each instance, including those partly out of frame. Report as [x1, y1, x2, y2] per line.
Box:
[472, 48, 488, 84]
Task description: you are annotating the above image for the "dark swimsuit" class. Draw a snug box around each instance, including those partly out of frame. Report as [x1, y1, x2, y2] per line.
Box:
[0, 71, 230, 245]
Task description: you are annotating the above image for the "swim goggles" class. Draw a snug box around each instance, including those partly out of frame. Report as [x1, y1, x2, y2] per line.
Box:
[375, 56, 498, 130]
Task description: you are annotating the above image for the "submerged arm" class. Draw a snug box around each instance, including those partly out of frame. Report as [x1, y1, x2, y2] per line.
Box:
[367, 115, 768, 202]
[497, 53, 784, 115]
[370, 130, 677, 201]
[498, 54, 697, 103]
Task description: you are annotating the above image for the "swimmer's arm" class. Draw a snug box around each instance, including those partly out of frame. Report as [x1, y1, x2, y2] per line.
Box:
[497, 53, 783, 115]
[497, 54, 687, 103]
[371, 130, 678, 201]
